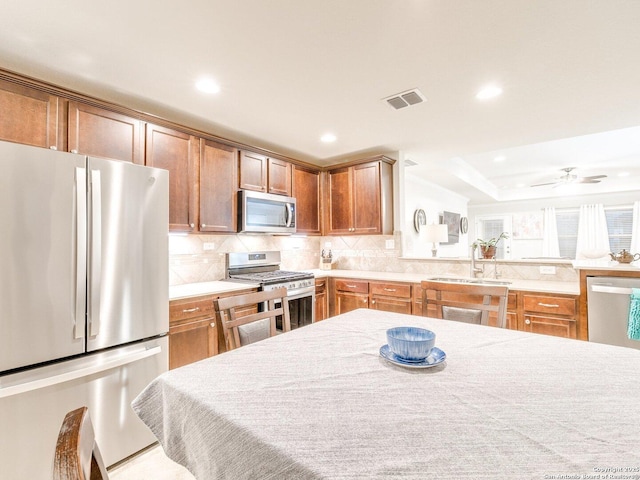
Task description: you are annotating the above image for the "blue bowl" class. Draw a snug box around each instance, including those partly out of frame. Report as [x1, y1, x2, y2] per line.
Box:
[386, 326, 436, 362]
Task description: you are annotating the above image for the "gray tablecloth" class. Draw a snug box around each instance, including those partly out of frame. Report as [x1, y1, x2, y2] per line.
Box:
[133, 309, 640, 479]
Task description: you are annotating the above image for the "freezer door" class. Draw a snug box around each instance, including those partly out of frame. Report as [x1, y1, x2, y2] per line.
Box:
[86, 158, 168, 351]
[0, 142, 86, 372]
[0, 336, 168, 480]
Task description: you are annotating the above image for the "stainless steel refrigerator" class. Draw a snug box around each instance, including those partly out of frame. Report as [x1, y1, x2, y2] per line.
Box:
[0, 140, 169, 479]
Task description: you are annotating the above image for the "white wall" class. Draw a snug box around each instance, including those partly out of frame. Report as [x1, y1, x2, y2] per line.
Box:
[402, 171, 470, 258]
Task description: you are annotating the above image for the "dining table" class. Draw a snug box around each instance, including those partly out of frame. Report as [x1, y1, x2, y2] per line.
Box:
[132, 308, 640, 480]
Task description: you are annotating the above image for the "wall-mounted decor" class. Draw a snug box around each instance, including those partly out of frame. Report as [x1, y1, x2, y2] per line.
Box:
[512, 212, 543, 239]
[440, 211, 461, 245]
[460, 216, 468, 234]
[413, 209, 426, 233]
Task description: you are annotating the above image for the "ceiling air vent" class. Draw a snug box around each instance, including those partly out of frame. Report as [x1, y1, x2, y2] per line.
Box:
[383, 88, 426, 110]
[404, 159, 418, 167]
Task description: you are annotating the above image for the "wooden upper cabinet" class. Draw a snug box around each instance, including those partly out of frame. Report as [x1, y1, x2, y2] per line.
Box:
[68, 101, 142, 163]
[199, 139, 238, 233]
[0, 78, 65, 150]
[268, 158, 291, 196]
[327, 157, 394, 235]
[145, 123, 198, 232]
[292, 165, 321, 235]
[239, 150, 267, 192]
[327, 167, 353, 234]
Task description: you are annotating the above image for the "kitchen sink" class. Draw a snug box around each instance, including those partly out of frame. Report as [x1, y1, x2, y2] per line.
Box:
[427, 277, 512, 286]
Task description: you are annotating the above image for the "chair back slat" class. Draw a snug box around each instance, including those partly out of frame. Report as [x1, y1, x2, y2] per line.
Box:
[421, 280, 508, 328]
[54, 407, 109, 480]
[215, 287, 291, 351]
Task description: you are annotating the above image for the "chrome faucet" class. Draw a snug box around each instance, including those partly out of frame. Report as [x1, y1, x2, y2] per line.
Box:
[470, 245, 484, 278]
[491, 257, 500, 279]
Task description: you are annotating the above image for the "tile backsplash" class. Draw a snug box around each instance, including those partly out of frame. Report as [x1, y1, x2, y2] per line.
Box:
[169, 232, 577, 285]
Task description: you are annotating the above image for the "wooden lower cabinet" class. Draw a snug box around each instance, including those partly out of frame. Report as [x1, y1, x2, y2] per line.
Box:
[169, 288, 257, 369]
[521, 292, 578, 339]
[369, 281, 412, 314]
[315, 278, 328, 321]
[333, 279, 369, 315]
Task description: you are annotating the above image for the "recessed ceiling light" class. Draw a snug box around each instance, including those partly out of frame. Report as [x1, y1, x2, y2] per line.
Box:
[321, 133, 337, 143]
[493, 155, 506, 162]
[618, 171, 630, 177]
[195, 78, 220, 94]
[516, 183, 526, 188]
[476, 85, 503, 100]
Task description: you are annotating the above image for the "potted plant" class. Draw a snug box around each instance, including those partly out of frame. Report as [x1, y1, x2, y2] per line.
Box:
[473, 232, 509, 259]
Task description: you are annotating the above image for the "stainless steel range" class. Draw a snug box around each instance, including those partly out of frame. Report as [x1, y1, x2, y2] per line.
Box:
[226, 251, 315, 329]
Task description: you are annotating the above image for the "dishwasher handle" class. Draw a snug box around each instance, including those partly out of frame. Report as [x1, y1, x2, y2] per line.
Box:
[590, 284, 634, 295]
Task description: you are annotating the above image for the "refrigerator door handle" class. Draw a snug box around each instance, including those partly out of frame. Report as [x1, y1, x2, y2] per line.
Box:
[0, 346, 162, 399]
[75, 167, 87, 339]
[89, 169, 102, 337]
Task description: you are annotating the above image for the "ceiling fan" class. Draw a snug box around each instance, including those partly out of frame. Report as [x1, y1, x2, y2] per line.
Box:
[530, 167, 607, 187]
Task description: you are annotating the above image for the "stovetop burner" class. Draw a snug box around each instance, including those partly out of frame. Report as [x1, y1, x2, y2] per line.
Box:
[229, 270, 313, 284]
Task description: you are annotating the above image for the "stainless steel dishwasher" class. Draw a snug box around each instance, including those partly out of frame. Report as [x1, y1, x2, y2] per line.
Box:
[587, 276, 640, 350]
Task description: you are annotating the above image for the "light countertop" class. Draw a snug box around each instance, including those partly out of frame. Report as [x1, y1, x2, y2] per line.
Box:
[169, 280, 260, 301]
[310, 269, 580, 295]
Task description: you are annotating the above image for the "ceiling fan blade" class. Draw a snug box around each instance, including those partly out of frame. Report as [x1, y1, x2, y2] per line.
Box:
[577, 178, 602, 184]
[530, 181, 560, 187]
[582, 174, 607, 180]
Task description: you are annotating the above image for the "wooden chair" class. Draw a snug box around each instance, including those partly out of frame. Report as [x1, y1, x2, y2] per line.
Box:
[214, 287, 291, 351]
[421, 280, 509, 328]
[54, 406, 109, 480]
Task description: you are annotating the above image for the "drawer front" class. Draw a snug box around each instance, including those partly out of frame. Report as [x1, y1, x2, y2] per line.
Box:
[523, 294, 576, 317]
[335, 279, 369, 294]
[170, 297, 215, 323]
[370, 282, 411, 298]
[315, 278, 327, 293]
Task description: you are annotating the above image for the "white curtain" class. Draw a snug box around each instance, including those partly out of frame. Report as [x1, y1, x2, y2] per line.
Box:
[631, 201, 640, 253]
[542, 207, 560, 257]
[575, 203, 610, 259]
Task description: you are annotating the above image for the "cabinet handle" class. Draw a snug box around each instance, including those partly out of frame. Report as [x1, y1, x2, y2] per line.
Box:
[371, 300, 375, 304]
[538, 303, 559, 308]
[210, 322, 216, 328]
[346, 284, 357, 288]
[363, 299, 368, 303]
[70, 149, 78, 154]
[201, 224, 206, 228]
[182, 307, 201, 313]
[525, 318, 531, 325]
[383, 288, 396, 292]
[190, 223, 195, 228]
[49, 146, 57, 151]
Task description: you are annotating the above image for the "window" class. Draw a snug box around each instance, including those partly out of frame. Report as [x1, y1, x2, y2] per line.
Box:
[556, 210, 579, 258]
[605, 207, 633, 252]
[475, 216, 512, 259]
[555, 206, 633, 258]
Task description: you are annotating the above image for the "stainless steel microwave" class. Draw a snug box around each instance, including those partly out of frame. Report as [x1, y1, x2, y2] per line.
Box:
[238, 190, 296, 234]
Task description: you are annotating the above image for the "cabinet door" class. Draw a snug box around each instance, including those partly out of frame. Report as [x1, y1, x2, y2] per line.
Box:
[145, 124, 198, 232]
[327, 167, 353, 234]
[370, 296, 412, 314]
[200, 139, 237, 232]
[68, 101, 142, 163]
[292, 165, 321, 235]
[523, 314, 577, 339]
[239, 150, 267, 192]
[268, 158, 291, 196]
[315, 279, 328, 321]
[169, 318, 216, 370]
[0, 79, 64, 150]
[335, 291, 369, 315]
[352, 161, 382, 234]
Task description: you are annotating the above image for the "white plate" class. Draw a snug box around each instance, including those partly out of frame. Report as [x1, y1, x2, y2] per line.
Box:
[379, 345, 446, 369]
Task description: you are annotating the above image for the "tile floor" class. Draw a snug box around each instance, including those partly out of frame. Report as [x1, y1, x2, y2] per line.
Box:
[109, 444, 195, 480]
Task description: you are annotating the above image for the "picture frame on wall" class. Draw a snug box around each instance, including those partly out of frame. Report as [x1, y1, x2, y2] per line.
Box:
[440, 211, 461, 245]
